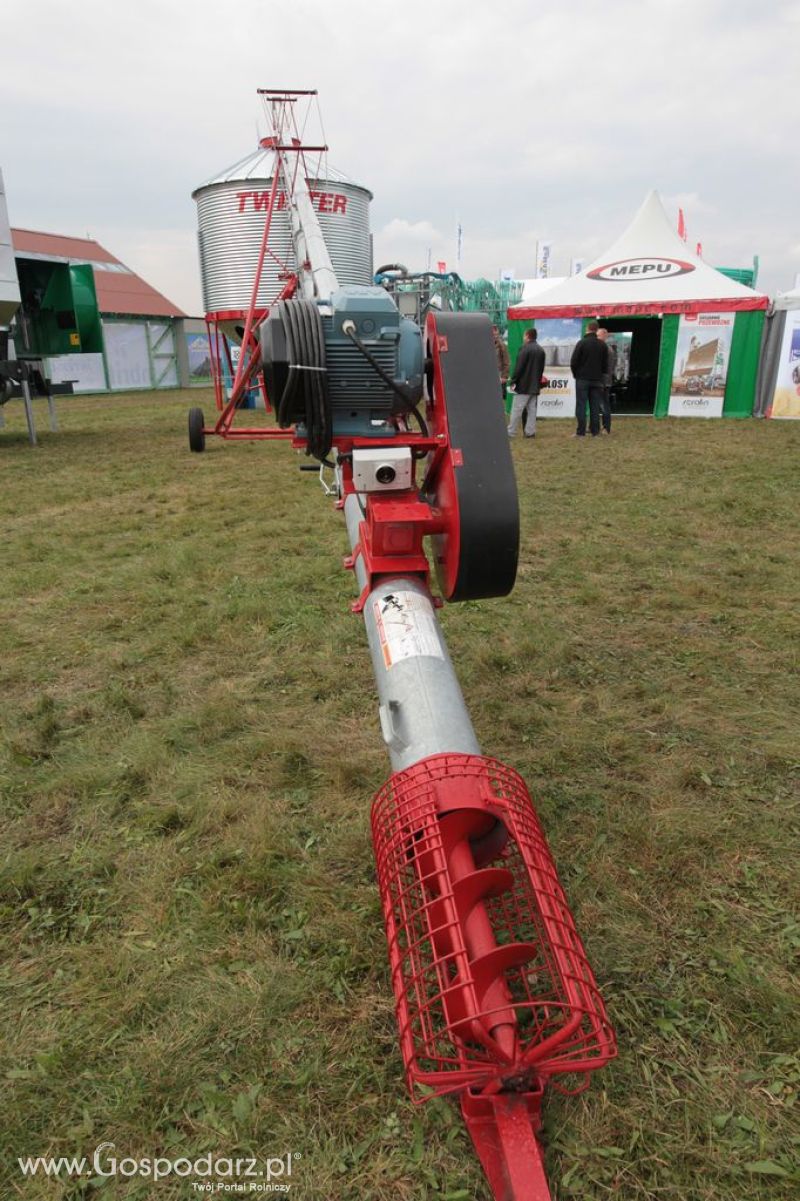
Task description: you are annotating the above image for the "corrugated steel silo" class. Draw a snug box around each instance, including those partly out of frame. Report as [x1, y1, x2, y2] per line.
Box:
[192, 147, 373, 333]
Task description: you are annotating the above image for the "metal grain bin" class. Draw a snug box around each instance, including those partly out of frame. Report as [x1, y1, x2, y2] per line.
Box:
[193, 147, 373, 322]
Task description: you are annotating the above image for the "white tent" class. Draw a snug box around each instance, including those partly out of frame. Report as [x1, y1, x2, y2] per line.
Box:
[509, 191, 767, 320]
[516, 277, 566, 302]
[774, 286, 800, 310]
[508, 191, 768, 419]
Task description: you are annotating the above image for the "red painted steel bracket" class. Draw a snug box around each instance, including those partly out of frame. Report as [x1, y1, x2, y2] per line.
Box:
[461, 1087, 552, 1201]
[343, 491, 445, 612]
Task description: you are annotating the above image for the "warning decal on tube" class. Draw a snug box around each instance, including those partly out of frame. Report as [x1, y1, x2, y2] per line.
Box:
[373, 591, 444, 668]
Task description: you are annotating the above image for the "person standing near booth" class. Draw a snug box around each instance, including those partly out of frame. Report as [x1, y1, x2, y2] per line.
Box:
[508, 327, 546, 438]
[570, 320, 609, 437]
[597, 327, 617, 435]
[493, 325, 510, 403]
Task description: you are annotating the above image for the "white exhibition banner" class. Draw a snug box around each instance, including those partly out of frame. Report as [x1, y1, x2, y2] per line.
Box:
[668, 312, 734, 418]
[533, 318, 582, 417]
[768, 309, 800, 419]
[46, 353, 106, 393]
[104, 322, 151, 390]
[536, 367, 575, 417]
[186, 332, 212, 382]
[226, 342, 264, 407]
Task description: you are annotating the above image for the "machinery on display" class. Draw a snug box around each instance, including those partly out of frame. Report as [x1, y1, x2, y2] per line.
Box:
[0, 169, 77, 444]
[188, 91, 616, 1201]
[373, 264, 523, 333]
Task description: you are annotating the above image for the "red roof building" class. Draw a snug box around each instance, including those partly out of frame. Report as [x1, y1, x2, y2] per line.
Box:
[10, 228, 187, 318]
[7, 227, 207, 394]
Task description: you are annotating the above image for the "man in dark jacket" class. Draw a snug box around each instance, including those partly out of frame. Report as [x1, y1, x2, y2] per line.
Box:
[597, 327, 617, 435]
[570, 320, 609, 437]
[508, 327, 546, 438]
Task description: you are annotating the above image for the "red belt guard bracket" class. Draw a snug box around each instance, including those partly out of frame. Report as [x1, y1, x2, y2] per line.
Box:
[371, 752, 617, 1201]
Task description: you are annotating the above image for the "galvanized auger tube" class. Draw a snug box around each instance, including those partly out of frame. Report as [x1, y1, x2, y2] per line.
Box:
[343, 492, 479, 772]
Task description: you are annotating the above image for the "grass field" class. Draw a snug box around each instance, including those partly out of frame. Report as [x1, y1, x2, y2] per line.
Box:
[1, 390, 798, 1200]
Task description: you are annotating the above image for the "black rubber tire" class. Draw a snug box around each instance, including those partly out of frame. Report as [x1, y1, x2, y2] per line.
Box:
[188, 407, 206, 453]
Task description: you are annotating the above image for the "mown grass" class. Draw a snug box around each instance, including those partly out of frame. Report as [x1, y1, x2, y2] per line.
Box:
[1, 391, 798, 1200]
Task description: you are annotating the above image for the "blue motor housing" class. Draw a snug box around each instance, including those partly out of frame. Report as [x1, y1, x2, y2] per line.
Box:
[260, 285, 423, 440]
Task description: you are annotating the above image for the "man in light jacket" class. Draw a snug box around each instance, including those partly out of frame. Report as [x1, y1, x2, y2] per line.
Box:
[508, 327, 546, 439]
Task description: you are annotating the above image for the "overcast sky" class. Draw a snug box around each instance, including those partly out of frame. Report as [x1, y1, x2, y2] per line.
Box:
[3, 0, 798, 315]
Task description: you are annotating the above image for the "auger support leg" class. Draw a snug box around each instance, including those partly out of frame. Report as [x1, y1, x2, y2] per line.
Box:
[462, 1088, 552, 1201]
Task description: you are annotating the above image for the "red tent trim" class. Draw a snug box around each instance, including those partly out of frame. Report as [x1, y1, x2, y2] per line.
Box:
[508, 295, 768, 320]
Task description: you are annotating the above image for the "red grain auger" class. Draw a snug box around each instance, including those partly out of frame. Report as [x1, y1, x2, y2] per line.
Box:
[189, 90, 616, 1200]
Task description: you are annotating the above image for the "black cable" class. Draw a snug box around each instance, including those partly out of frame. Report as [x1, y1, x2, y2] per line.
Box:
[410, 404, 429, 437]
[274, 299, 332, 460]
[342, 324, 418, 416]
[274, 301, 295, 427]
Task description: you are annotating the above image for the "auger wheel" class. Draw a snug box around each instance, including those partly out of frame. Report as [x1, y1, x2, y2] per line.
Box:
[423, 312, 519, 602]
[188, 407, 206, 453]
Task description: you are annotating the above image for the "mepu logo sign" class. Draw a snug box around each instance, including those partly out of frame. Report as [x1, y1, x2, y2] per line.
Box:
[587, 257, 695, 282]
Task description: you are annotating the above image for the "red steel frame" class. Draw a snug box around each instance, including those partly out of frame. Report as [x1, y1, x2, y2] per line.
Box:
[200, 92, 321, 443]
[196, 98, 463, 623]
[197, 88, 617, 1201]
[348, 319, 615, 1197]
[198, 289, 618, 1198]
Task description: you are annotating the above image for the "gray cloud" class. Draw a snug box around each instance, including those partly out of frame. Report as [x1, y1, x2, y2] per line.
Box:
[2, 0, 797, 313]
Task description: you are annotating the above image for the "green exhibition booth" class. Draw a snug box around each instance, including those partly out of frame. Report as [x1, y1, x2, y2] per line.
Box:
[507, 309, 764, 419]
[506, 192, 768, 420]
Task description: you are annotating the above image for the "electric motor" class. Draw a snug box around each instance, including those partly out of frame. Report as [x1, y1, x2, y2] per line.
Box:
[260, 285, 424, 443]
